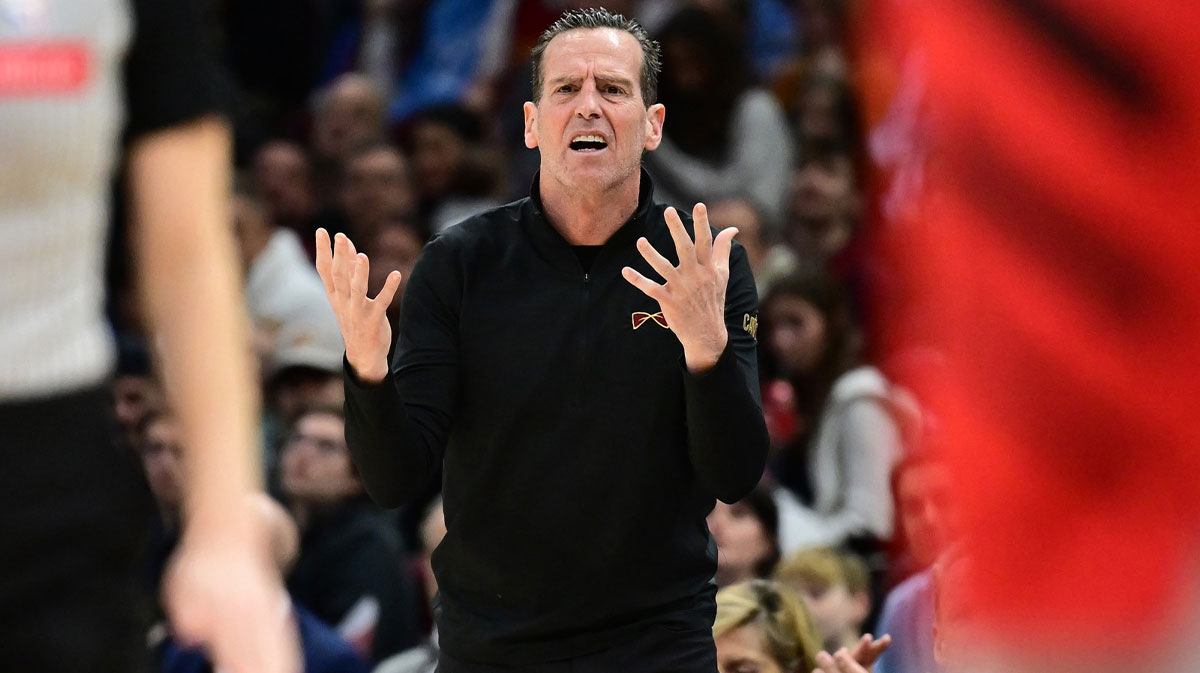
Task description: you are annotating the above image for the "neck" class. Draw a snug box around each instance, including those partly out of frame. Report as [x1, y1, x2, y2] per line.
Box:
[538, 170, 641, 245]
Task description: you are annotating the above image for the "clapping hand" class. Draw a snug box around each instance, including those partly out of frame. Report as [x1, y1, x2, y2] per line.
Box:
[813, 633, 892, 673]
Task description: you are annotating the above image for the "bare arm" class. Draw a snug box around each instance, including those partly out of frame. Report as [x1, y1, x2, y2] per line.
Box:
[127, 114, 298, 673]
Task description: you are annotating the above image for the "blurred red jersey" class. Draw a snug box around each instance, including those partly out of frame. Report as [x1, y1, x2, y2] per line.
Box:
[870, 0, 1200, 649]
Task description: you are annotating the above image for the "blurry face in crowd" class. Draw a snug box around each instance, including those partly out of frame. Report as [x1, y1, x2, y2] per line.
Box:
[366, 221, 423, 303]
[798, 85, 840, 149]
[765, 296, 828, 375]
[714, 623, 786, 673]
[791, 580, 866, 649]
[271, 368, 344, 425]
[412, 120, 466, 200]
[898, 461, 954, 569]
[791, 154, 855, 222]
[709, 199, 764, 274]
[524, 28, 664, 196]
[313, 76, 385, 161]
[114, 375, 162, 440]
[662, 37, 704, 94]
[279, 412, 361, 504]
[140, 415, 184, 511]
[253, 141, 315, 224]
[231, 193, 272, 271]
[708, 501, 774, 585]
[340, 147, 415, 236]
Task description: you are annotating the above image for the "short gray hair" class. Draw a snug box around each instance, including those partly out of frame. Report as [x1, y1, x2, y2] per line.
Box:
[529, 7, 662, 106]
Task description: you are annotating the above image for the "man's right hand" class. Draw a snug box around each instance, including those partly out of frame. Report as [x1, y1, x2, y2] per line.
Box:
[315, 228, 402, 384]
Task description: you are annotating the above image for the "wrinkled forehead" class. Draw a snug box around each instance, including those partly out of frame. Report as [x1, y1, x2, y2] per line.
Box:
[542, 27, 643, 82]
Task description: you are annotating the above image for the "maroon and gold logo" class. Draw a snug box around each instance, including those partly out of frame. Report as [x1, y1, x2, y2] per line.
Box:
[631, 311, 669, 330]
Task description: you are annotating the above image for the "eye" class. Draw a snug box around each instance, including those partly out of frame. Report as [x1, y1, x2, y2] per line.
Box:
[605, 85, 623, 95]
[557, 84, 575, 93]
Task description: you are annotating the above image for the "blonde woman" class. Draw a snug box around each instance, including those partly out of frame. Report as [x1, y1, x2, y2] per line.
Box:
[715, 580, 890, 673]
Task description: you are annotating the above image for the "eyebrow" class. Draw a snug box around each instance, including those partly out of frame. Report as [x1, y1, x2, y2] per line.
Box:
[594, 73, 635, 87]
[546, 73, 636, 89]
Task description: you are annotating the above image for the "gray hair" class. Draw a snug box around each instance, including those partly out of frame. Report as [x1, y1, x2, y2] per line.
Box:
[529, 7, 662, 106]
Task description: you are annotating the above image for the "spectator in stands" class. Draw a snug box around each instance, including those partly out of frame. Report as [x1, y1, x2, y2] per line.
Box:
[157, 494, 371, 673]
[761, 270, 902, 552]
[253, 140, 320, 245]
[281, 406, 421, 663]
[404, 104, 505, 233]
[312, 74, 389, 164]
[310, 74, 389, 200]
[365, 214, 427, 327]
[112, 336, 163, 445]
[708, 197, 799, 299]
[795, 76, 860, 159]
[785, 152, 860, 265]
[643, 5, 794, 228]
[232, 187, 345, 452]
[136, 409, 184, 609]
[375, 498, 446, 673]
[713, 579, 822, 673]
[318, 0, 500, 121]
[708, 486, 781, 587]
[321, 143, 417, 244]
[876, 451, 954, 673]
[774, 547, 872, 653]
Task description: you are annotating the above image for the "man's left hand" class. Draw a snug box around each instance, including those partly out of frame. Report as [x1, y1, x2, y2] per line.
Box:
[622, 203, 737, 373]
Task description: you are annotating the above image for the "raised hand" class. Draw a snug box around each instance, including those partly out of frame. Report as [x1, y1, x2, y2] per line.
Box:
[812, 633, 892, 673]
[315, 228, 403, 383]
[621, 203, 738, 373]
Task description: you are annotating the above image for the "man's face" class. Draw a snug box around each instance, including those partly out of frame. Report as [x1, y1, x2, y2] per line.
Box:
[313, 78, 384, 161]
[279, 412, 361, 504]
[140, 417, 184, 510]
[340, 148, 414, 236]
[253, 142, 314, 222]
[709, 199, 764, 272]
[412, 121, 466, 200]
[523, 28, 665, 193]
[366, 222, 423, 304]
[898, 462, 953, 568]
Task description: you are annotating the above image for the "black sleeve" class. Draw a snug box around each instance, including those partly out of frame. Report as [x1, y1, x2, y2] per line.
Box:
[123, 0, 227, 140]
[680, 241, 769, 503]
[343, 236, 461, 508]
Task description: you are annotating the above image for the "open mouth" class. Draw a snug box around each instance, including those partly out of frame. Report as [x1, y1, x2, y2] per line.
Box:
[569, 134, 608, 152]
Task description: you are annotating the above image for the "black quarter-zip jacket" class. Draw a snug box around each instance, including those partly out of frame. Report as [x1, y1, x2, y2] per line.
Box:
[343, 170, 768, 664]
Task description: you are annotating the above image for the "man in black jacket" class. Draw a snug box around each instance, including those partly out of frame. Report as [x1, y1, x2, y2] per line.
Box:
[315, 8, 768, 672]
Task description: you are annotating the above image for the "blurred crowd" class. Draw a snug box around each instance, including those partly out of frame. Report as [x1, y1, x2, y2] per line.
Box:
[105, 1, 956, 672]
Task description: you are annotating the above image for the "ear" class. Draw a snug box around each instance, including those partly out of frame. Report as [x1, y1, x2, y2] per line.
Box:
[523, 101, 539, 150]
[643, 103, 665, 151]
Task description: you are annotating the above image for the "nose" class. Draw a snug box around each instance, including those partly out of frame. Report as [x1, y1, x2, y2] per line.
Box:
[574, 80, 602, 119]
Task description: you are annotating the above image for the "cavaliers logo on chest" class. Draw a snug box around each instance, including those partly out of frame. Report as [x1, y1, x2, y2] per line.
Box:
[631, 311, 669, 330]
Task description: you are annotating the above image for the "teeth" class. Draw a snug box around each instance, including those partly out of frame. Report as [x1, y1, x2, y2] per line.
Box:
[572, 135, 606, 144]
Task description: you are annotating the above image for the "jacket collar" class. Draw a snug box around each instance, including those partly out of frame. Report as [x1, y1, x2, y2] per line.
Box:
[522, 167, 657, 274]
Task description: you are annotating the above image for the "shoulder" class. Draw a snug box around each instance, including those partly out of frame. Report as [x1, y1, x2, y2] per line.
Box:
[830, 365, 890, 404]
[734, 88, 787, 123]
[430, 199, 528, 251]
